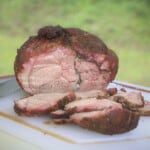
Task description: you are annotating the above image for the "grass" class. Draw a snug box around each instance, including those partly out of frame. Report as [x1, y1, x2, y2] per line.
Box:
[0, 0, 150, 86]
[0, 35, 26, 75]
[115, 49, 150, 86]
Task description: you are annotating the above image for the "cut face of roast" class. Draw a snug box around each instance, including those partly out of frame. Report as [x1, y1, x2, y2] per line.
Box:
[18, 48, 78, 94]
[17, 48, 112, 94]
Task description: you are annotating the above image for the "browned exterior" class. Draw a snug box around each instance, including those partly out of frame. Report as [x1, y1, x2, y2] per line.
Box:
[71, 109, 139, 135]
[14, 25, 118, 91]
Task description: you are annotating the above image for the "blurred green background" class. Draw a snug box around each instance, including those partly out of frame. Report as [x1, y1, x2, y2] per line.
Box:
[0, 0, 150, 86]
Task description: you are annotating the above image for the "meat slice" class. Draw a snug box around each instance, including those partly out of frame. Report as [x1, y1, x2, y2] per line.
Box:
[65, 98, 120, 114]
[14, 92, 75, 116]
[58, 99, 139, 134]
[14, 25, 118, 95]
[70, 109, 139, 135]
[109, 92, 144, 110]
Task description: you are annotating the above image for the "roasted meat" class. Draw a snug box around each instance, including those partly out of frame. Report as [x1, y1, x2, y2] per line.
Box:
[14, 92, 75, 116]
[70, 109, 139, 135]
[14, 25, 146, 135]
[14, 25, 118, 95]
[65, 98, 119, 114]
[109, 92, 144, 110]
[51, 98, 139, 134]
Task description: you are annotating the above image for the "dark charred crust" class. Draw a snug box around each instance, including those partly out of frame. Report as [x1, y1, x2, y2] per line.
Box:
[57, 92, 76, 109]
[106, 49, 119, 80]
[57, 98, 71, 109]
[67, 28, 108, 53]
[14, 36, 37, 77]
[14, 103, 24, 116]
[38, 25, 66, 40]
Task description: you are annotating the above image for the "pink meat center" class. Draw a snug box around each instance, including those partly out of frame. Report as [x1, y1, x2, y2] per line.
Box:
[18, 47, 110, 94]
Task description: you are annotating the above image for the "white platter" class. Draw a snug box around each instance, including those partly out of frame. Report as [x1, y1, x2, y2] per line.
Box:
[0, 77, 150, 150]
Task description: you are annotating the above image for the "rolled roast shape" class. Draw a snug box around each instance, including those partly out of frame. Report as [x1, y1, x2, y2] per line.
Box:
[14, 26, 118, 94]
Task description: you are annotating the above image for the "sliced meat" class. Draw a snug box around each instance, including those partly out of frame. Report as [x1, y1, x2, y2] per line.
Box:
[64, 99, 139, 134]
[14, 92, 75, 116]
[70, 109, 139, 135]
[14, 25, 118, 95]
[12, 25, 149, 135]
[65, 98, 120, 114]
[109, 92, 144, 110]
[136, 101, 150, 116]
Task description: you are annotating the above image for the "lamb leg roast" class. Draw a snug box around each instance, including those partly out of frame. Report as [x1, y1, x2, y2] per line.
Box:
[14, 25, 118, 95]
[14, 25, 142, 135]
